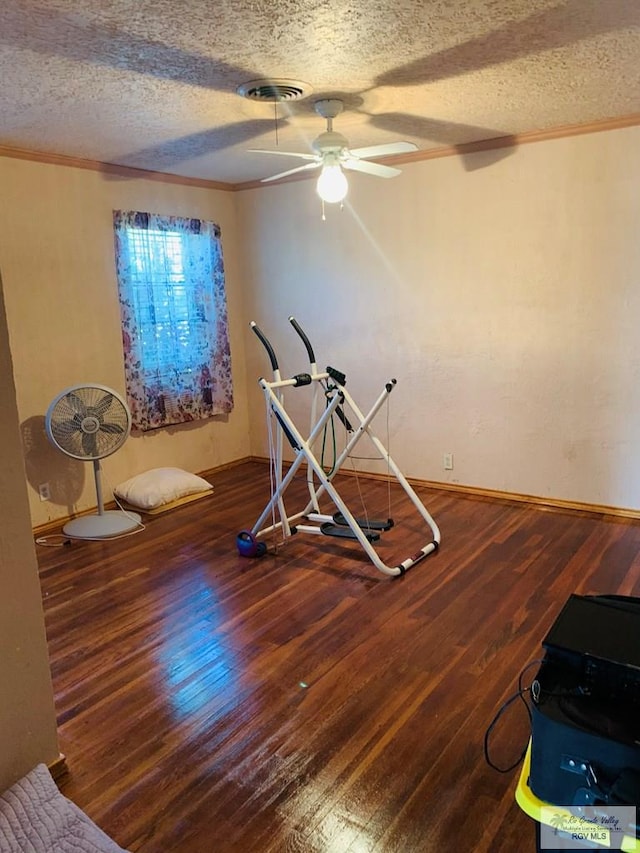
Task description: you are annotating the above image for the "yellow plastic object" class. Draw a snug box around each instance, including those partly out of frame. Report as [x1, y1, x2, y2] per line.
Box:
[515, 740, 639, 852]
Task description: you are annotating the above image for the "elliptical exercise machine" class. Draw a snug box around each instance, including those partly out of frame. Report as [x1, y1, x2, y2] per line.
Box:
[238, 317, 440, 577]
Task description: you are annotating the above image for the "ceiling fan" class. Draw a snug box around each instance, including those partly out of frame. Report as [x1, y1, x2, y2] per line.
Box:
[249, 99, 417, 203]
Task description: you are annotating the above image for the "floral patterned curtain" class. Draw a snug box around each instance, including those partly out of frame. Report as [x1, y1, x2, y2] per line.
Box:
[113, 211, 233, 431]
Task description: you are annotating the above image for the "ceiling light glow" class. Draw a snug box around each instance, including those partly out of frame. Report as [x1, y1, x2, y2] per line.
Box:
[316, 164, 348, 204]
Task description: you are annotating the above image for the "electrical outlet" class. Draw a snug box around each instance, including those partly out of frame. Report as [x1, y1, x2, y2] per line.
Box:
[38, 482, 51, 502]
[443, 453, 454, 471]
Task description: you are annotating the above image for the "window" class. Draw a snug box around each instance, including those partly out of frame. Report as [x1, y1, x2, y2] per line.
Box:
[113, 211, 233, 431]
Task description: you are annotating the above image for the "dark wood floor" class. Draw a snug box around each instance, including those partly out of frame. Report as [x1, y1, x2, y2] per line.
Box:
[36, 461, 640, 852]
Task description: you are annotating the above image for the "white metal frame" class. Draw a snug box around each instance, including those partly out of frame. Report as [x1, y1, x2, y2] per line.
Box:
[247, 317, 441, 577]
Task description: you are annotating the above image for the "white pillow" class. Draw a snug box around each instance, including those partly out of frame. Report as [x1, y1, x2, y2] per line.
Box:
[114, 467, 213, 510]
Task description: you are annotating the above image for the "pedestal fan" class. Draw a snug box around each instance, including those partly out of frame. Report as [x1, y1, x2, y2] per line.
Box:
[45, 383, 141, 539]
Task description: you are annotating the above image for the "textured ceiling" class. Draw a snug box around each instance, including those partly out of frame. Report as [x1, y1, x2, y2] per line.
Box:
[0, 0, 639, 185]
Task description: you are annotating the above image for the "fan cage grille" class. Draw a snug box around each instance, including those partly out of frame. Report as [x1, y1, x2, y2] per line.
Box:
[46, 385, 131, 460]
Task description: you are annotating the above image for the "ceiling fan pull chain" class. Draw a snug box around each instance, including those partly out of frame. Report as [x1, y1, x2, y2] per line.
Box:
[321, 199, 326, 221]
[274, 100, 279, 146]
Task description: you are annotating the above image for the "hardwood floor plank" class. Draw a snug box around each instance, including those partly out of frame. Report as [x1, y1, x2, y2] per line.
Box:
[35, 460, 640, 852]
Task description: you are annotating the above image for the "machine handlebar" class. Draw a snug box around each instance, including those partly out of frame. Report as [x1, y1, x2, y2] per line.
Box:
[250, 321, 279, 372]
[289, 316, 316, 365]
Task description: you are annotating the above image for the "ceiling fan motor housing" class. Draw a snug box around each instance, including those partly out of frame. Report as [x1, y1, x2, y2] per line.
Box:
[313, 130, 349, 155]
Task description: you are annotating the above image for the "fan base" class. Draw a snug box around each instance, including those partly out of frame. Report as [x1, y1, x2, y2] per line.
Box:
[63, 510, 142, 540]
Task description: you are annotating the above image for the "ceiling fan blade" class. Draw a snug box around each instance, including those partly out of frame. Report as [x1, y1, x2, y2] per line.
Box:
[343, 159, 402, 179]
[249, 149, 318, 162]
[348, 141, 418, 159]
[261, 162, 321, 183]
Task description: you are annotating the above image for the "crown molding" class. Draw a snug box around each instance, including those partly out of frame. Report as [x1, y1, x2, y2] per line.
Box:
[2, 112, 640, 193]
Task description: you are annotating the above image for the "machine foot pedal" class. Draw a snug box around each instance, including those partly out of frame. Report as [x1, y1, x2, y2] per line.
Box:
[321, 522, 380, 542]
[333, 512, 393, 532]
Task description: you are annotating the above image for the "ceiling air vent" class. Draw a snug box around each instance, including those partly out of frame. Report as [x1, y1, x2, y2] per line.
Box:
[236, 79, 312, 102]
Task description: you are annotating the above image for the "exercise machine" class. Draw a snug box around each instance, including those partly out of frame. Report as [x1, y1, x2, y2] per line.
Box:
[238, 317, 441, 577]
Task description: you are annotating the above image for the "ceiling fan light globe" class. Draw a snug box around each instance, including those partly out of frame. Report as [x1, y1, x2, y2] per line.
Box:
[317, 165, 348, 204]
